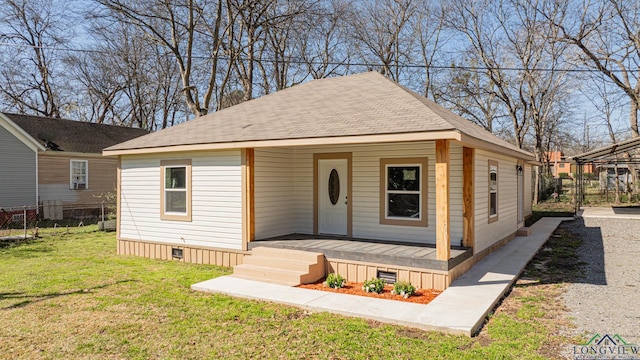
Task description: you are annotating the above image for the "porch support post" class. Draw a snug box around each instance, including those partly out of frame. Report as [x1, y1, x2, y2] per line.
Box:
[462, 147, 475, 248]
[241, 148, 255, 251]
[116, 156, 121, 240]
[436, 139, 450, 261]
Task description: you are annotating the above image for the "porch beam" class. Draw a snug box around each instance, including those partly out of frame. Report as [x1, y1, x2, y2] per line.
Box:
[241, 148, 255, 250]
[462, 147, 475, 248]
[436, 139, 450, 261]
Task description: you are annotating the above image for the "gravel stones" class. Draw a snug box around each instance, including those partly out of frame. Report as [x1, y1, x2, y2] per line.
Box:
[562, 217, 640, 345]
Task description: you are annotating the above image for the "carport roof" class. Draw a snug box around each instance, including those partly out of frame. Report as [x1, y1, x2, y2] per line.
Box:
[570, 136, 640, 164]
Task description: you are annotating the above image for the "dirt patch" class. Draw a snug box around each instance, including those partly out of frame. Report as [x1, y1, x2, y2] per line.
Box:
[297, 281, 441, 305]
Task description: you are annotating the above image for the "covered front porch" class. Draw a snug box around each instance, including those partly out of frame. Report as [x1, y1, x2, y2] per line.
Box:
[243, 140, 479, 290]
[248, 234, 472, 272]
[242, 233, 476, 291]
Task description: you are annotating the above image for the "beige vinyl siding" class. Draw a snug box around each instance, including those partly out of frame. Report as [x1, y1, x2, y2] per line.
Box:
[254, 148, 295, 239]
[524, 164, 533, 218]
[119, 150, 243, 250]
[287, 141, 463, 244]
[474, 150, 519, 254]
[39, 154, 118, 205]
[0, 124, 38, 207]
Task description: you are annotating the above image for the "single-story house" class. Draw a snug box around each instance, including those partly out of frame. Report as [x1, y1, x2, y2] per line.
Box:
[0, 113, 148, 220]
[104, 72, 536, 290]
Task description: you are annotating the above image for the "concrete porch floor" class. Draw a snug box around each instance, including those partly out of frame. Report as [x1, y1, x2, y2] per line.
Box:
[192, 217, 572, 336]
[248, 234, 472, 271]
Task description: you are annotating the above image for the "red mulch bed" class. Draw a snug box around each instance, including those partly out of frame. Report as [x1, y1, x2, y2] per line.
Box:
[297, 281, 442, 305]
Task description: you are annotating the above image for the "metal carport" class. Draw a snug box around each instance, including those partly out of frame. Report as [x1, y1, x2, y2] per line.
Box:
[570, 137, 640, 212]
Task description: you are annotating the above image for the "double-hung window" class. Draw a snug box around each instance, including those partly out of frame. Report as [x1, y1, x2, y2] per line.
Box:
[70, 160, 88, 190]
[488, 160, 498, 223]
[379, 158, 427, 227]
[161, 160, 192, 221]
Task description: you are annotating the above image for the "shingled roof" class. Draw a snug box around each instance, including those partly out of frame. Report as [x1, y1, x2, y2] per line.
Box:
[104, 72, 534, 160]
[4, 113, 148, 154]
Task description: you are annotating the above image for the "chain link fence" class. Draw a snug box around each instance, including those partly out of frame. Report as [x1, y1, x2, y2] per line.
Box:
[0, 202, 116, 244]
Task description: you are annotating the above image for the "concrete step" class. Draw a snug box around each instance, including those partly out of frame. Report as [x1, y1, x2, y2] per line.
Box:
[232, 246, 326, 286]
[517, 227, 532, 236]
[243, 255, 321, 273]
[250, 246, 324, 263]
[232, 264, 307, 286]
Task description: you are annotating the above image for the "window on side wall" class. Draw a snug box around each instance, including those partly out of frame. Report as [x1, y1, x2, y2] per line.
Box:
[161, 159, 192, 221]
[488, 160, 498, 223]
[70, 160, 88, 190]
[379, 158, 428, 227]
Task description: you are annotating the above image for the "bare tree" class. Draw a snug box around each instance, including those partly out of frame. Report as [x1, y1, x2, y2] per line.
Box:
[296, 0, 352, 79]
[439, 63, 503, 132]
[410, 0, 447, 100]
[447, 0, 571, 203]
[446, 0, 528, 148]
[0, 0, 71, 117]
[94, 0, 228, 117]
[226, 0, 310, 100]
[67, 51, 125, 125]
[583, 73, 628, 203]
[349, 0, 417, 81]
[67, 20, 183, 130]
[541, 0, 640, 138]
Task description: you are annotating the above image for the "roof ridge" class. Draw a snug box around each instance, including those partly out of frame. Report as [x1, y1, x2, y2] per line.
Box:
[3, 112, 147, 131]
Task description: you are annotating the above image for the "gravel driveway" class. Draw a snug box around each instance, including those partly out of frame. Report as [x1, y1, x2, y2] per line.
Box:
[563, 217, 640, 345]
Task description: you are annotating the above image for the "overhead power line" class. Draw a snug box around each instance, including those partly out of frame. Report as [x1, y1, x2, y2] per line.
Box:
[0, 41, 629, 74]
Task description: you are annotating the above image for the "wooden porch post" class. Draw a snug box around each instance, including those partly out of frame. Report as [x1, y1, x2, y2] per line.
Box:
[462, 147, 475, 248]
[436, 140, 450, 261]
[116, 156, 121, 241]
[241, 148, 255, 251]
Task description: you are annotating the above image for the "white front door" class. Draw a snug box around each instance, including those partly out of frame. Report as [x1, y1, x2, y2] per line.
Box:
[318, 159, 348, 235]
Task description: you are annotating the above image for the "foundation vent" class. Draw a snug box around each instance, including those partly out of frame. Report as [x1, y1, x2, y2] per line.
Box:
[172, 248, 183, 259]
[377, 270, 397, 284]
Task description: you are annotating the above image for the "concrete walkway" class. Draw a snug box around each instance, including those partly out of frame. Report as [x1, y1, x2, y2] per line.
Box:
[577, 206, 640, 220]
[192, 217, 572, 336]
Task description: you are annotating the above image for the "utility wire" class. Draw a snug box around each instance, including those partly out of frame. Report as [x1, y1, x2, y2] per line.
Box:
[0, 40, 629, 74]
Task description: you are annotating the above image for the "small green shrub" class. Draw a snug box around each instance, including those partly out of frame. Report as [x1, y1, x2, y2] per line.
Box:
[391, 281, 416, 298]
[325, 273, 345, 289]
[362, 278, 385, 294]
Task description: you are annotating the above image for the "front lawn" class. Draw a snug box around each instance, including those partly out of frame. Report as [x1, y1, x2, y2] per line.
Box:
[0, 226, 576, 359]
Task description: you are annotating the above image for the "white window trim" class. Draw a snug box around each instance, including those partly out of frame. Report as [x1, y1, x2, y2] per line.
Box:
[69, 159, 88, 190]
[164, 165, 188, 215]
[379, 158, 428, 227]
[160, 159, 192, 222]
[489, 160, 498, 223]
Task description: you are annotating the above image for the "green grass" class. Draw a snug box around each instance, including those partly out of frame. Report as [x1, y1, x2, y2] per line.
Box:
[526, 202, 574, 227]
[0, 227, 573, 359]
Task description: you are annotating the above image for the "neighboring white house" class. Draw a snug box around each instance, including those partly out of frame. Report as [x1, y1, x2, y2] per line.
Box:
[104, 72, 536, 290]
